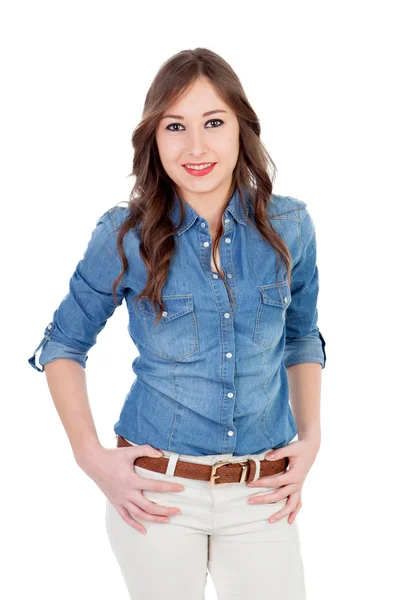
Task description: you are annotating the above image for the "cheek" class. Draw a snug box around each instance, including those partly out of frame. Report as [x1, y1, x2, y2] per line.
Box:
[160, 157, 186, 185]
[156, 132, 183, 163]
[157, 149, 185, 179]
[214, 133, 239, 162]
[159, 148, 180, 165]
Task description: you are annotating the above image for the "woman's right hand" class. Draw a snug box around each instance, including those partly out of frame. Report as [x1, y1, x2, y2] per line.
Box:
[78, 443, 184, 535]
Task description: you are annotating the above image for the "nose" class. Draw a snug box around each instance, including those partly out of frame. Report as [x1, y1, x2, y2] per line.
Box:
[185, 127, 208, 156]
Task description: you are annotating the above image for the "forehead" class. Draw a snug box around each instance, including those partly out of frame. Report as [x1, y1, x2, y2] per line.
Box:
[164, 78, 227, 116]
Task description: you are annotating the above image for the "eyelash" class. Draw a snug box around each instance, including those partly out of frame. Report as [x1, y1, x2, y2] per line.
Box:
[166, 119, 224, 132]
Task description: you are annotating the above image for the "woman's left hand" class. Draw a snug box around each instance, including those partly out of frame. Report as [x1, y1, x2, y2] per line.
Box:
[246, 436, 320, 524]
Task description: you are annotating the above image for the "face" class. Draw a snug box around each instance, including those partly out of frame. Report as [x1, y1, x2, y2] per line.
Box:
[155, 76, 240, 205]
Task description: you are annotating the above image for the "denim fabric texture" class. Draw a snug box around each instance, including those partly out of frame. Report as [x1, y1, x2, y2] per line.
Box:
[28, 185, 326, 456]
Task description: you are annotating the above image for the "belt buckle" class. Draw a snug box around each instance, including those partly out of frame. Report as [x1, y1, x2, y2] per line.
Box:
[210, 459, 249, 487]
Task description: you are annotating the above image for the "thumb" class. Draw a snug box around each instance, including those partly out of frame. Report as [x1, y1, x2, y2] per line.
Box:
[134, 444, 164, 458]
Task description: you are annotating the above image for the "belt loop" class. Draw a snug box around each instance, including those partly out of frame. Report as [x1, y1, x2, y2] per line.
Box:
[166, 452, 180, 476]
[249, 456, 261, 481]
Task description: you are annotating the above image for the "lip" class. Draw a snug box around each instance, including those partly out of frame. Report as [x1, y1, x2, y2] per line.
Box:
[182, 162, 216, 166]
[182, 162, 217, 177]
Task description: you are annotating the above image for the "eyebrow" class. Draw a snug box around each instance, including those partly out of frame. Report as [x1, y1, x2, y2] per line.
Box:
[160, 109, 228, 120]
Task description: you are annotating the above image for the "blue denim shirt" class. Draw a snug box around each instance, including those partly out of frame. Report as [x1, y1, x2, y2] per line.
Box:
[28, 186, 326, 456]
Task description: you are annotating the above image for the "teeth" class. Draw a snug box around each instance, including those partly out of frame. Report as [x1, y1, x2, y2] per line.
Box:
[184, 163, 214, 170]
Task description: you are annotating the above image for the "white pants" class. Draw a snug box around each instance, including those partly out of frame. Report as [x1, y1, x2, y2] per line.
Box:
[105, 435, 306, 599]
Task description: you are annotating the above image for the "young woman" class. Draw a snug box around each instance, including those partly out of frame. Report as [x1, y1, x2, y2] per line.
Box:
[28, 48, 326, 599]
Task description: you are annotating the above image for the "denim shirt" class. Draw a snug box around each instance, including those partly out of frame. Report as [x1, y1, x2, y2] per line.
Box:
[28, 186, 326, 456]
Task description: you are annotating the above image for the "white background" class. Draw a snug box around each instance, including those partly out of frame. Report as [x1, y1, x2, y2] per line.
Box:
[2, 0, 395, 598]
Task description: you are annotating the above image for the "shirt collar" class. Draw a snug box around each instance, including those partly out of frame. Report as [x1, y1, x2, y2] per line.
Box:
[170, 185, 253, 236]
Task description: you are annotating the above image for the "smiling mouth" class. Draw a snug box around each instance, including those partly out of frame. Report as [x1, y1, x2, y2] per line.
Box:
[182, 162, 216, 170]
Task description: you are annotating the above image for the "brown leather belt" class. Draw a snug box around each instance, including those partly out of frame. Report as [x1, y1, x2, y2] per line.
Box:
[117, 435, 288, 487]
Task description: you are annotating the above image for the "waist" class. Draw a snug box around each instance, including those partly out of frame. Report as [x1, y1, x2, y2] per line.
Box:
[120, 434, 299, 466]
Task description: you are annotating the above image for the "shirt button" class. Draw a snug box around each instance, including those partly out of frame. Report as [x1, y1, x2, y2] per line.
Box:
[284, 297, 289, 303]
[213, 273, 218, 278]
[203, 241, 210, 247]
[224, 313, 230, 318]
[162, 311, 168, 317]
[201, 222, 206, 227]
[226, 352, 233, 358]
[227, 273, 233, 278]
[225, 237, 231, 244]
[227, 430, 234, 437]
[47, 323, 53, 329]
[224, 218, 230, 223]
[227, 392, 234, 398]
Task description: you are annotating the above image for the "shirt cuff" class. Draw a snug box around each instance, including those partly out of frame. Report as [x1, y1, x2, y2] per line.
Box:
[28, 338, 88, 372]
[283, 329, 326, 369]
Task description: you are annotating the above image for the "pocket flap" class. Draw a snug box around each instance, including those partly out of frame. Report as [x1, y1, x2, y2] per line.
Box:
[258, 281, 291, 308]
[141, 294, 194, 322]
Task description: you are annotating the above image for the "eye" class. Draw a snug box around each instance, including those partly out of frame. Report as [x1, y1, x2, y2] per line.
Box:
[165, 119, 224, 132]
[166, 123, 184, 132]
[206, 119, 224, 128]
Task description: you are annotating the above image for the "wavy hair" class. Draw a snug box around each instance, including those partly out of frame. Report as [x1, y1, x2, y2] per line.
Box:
[111, 47, 292, 325]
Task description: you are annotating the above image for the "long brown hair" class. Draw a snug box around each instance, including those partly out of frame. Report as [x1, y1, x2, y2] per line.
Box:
[111, 47, 292, 325]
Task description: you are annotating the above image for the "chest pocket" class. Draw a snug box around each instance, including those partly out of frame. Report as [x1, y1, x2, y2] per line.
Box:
[141, 294, 199, 361]
[253, 280, 291, 348]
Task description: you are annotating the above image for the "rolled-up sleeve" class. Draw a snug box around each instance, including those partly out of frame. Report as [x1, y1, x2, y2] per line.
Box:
[28, 207, 127, 372]
[283, 205, 326, 369]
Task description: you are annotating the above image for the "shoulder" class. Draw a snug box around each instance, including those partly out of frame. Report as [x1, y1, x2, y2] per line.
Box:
[268, 194, 315, 240]
[97, 203, 131, 230]
[94, 203, 141, 258]
[267, 194, 307, 219]
[267, 195, 318, 260]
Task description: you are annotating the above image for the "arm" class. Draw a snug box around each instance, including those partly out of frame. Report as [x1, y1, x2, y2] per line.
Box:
[28, 207, 127, 372]
[28, 207, 127, 467]
[286, 362, 321, 446]
[43, 359, 103, 469]
[283, 204, 326, 446]
[283, 205, 326, 370]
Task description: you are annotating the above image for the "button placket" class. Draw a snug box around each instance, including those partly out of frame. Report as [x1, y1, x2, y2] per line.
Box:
[199, 219, 237, 452]
[222, 226, 236, 288]
[223, 229, 236, 440]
